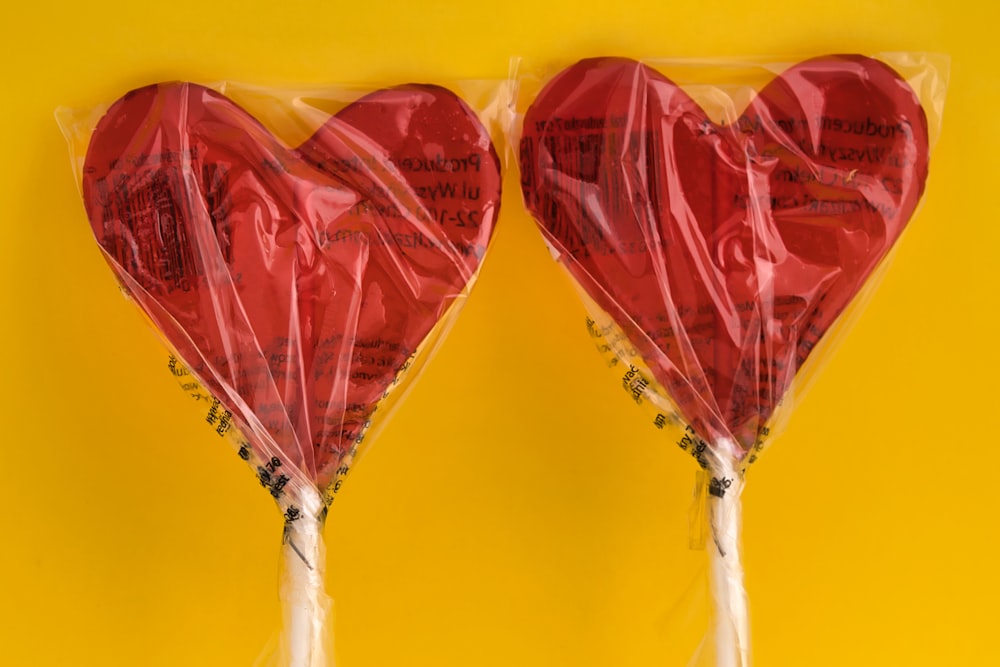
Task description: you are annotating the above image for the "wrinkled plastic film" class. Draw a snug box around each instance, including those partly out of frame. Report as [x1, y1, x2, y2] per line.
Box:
[73, 82, 501, 489]
[59, 79, 506, 666]
[516, 53, 947, 666]
[519, 54, 942, 460]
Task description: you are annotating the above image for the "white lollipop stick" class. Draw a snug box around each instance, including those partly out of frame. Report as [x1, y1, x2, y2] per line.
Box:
[279, 488, 331, 667]
[708, 440, 750, 667]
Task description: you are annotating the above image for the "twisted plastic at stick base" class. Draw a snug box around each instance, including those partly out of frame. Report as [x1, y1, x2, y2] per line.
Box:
[708, 444, 749, 667]
[280, 490, 331, 667]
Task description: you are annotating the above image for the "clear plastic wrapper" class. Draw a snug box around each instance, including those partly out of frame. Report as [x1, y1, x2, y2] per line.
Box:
[515, 53, 947, 666]
[58, 79, 505, 666]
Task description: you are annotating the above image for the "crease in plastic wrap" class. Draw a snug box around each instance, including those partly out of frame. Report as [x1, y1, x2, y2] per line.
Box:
[58, 79, 506, 667]
[516, 53, 947, 666]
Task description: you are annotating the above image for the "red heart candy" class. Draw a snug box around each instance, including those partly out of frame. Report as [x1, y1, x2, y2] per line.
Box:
[83, 82, 500, 491]
[520, 56, 928, 459]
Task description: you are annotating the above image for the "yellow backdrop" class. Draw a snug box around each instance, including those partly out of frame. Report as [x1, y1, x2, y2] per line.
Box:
[1, 1, 995, 665]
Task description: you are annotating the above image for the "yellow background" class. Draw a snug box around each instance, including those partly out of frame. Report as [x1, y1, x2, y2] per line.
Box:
[1, 1, 996, 665]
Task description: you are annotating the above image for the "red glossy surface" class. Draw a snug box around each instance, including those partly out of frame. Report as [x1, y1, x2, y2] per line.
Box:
[83, 83, 501, 489]
[521, 56, 928, 458]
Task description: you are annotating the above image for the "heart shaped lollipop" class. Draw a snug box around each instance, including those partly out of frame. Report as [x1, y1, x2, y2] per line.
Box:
[520, 55, 928, 458]
[519, 55, 931, 667]
[83, 82, 501, 494]
[80, 82, 501, 666]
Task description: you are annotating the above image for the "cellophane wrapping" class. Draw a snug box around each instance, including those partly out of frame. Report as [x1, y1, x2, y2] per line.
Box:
[59, 78, 508, 666]
[515, 53, 947, 666]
